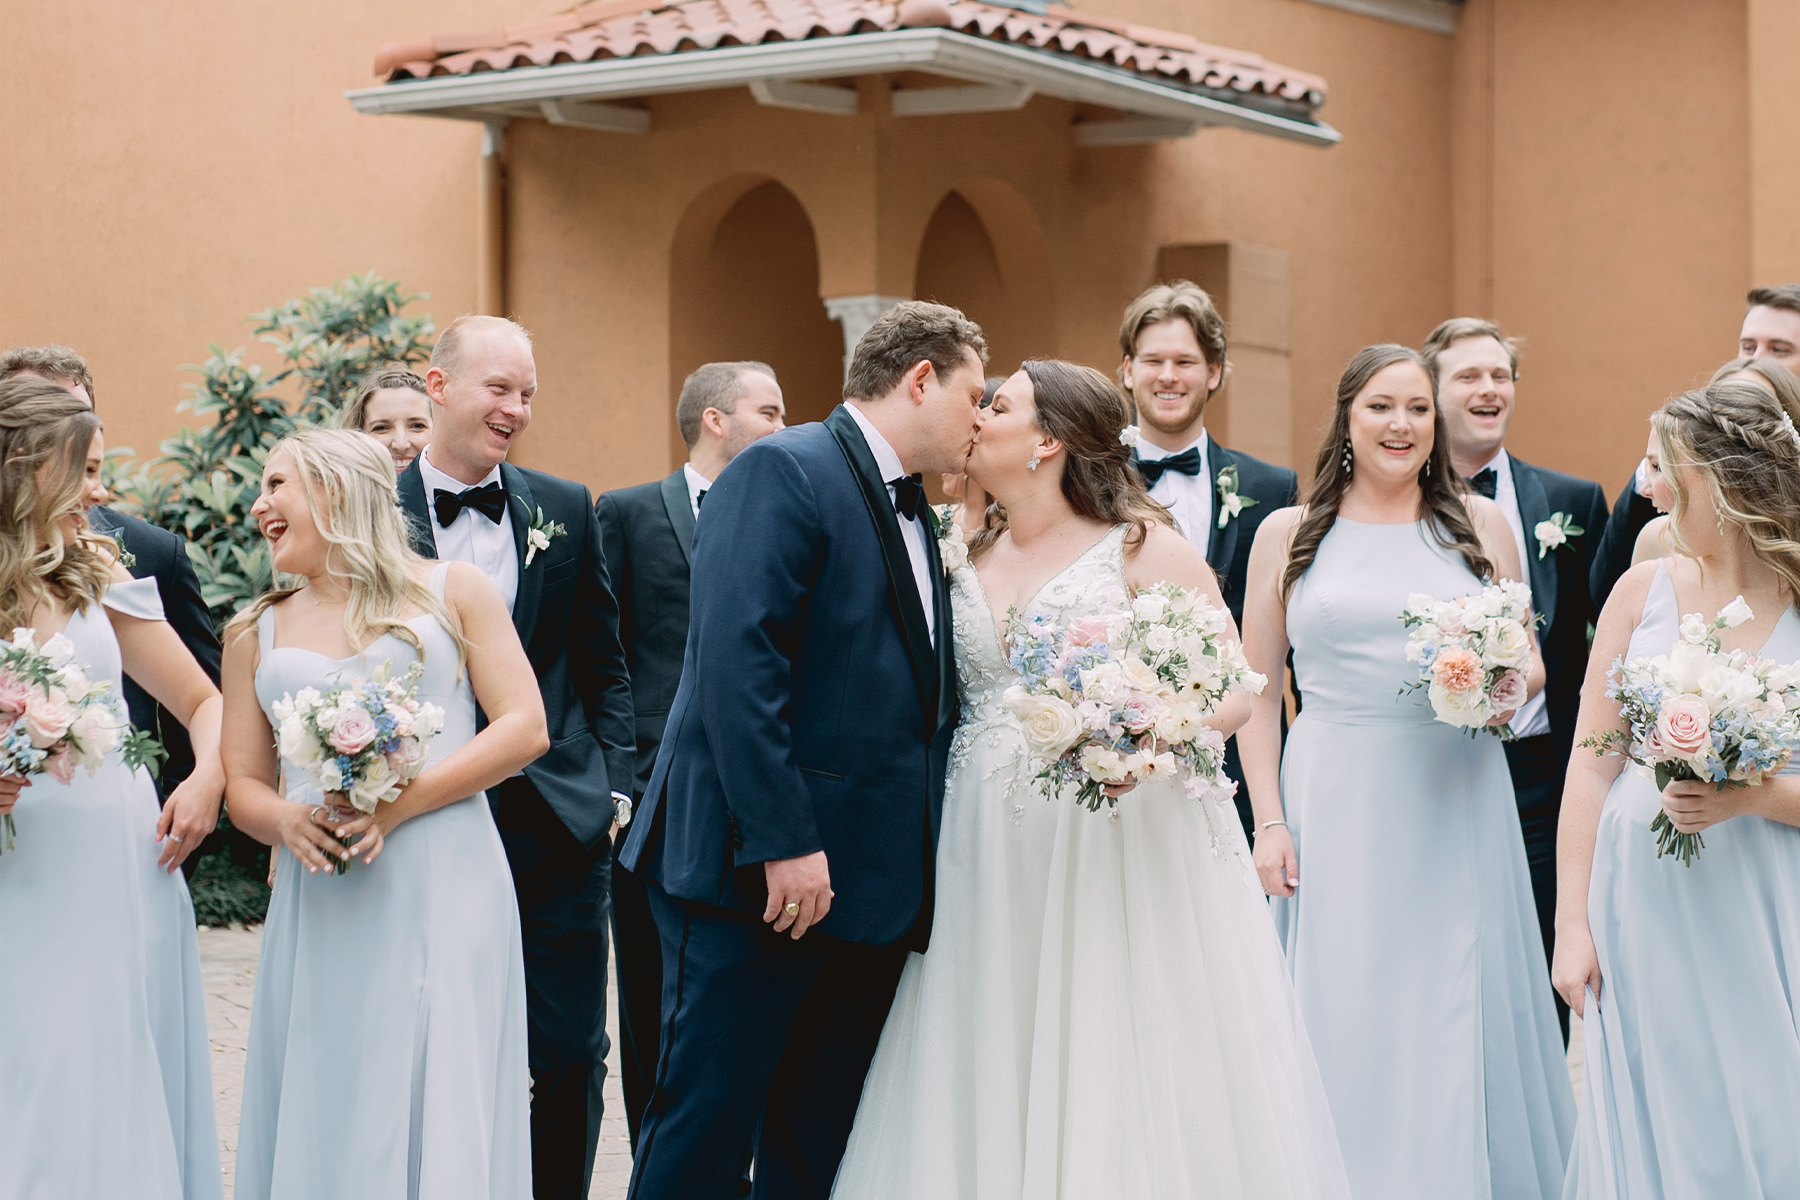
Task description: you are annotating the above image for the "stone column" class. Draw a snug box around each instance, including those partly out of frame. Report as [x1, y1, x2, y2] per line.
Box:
[824, 294, 909, 378]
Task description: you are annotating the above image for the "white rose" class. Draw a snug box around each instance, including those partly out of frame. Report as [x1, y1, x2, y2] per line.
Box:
[1119, 656, 1166, 696]
[939, 535, 969, 573]
[346, 755, 402, 814]
[1666, 642, 1712, 693]
[1429, 680, 1488, 727]
[1004, 687, 1084, 759]
[1078, 743, 1131, 783]
[39, 633, 75, 666]
[1079, 663, 1133, 707]
[1480, 620, 1532, 670]
[1718, 596, 1755, 628]
[411, 702, 445, 742]
[1534, 519, 1567, 552]
[528, 527, 551, 553]
[9, 627, 34, 651]
[1679, 614, 1711, 645]
[278, 714, 324, 767]
[1131, 593, 1168, 624]
[54, 665, 92, 702]
[1143, 625, 1175, 654]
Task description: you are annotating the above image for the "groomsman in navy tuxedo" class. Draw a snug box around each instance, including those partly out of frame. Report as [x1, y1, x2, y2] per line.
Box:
[1425, 317, 1608, 1040]
[620, 302, 986, 1200]
[1592, 284, 1800, 609]
[0, 345, 221, 865]
[396, 315, 636, 1200]
[1119, 282, 1297, 838]
[594, 360, 785, 1150]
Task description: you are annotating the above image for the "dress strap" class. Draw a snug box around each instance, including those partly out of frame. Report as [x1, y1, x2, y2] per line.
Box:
[255, 603, 277, 660]
[429, 560, 452, 602]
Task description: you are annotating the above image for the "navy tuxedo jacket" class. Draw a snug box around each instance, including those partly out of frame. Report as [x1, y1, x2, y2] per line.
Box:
[1589, 470, 1657, 614]
[1197, 445, 1300, 625]
[398, 458, 636, 847]
[620, 406, 957, 948]
[595, 471, 695, 793]
[1507, 457, 1610, 764]
[90, 506, 221, 799]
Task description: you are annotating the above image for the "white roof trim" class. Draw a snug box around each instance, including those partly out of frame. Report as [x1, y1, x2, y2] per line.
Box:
[1297, 0, 1460, 35]
[345, 27, 1339, 147]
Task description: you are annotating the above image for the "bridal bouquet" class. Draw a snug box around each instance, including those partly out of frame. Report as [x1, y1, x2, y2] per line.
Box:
[1003, 581, 1266, 812]
[269, 661, 445, 873]
[0, 626, 158, 855]
[1581, 598, 1800, 865]
[1400, 581, 1537, 738]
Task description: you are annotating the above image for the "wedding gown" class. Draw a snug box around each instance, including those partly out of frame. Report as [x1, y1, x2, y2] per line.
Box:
[1272, 518, 1574, 1199]
[236, 564, 530, 1200]
[0, 577, 222, 1200]
[834, 525, 1350, 1200]
[1564, 561, 1800, 1198]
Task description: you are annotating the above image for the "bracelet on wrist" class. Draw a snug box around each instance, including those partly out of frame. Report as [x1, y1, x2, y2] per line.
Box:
[1258, 819, 1288, 833]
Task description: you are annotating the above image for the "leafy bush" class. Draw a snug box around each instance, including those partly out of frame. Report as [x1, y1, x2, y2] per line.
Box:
[108, 273, 434, 924]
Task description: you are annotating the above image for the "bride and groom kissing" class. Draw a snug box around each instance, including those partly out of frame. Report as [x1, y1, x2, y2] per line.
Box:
[620, 302, 1348, 1198]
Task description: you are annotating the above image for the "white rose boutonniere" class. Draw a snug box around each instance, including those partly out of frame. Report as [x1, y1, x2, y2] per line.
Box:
[522, 504, 567, 567]
[934, 503, 969, 574]
[1215, 464, 1259, 530]
[1533, 511, 1585, 559]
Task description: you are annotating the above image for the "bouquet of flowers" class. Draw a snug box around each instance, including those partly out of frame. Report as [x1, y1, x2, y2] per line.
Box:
[1581, 598, 1800, 864]
[0, 626, 160, 855]
[1400, 581, 1538, 738]
[1002, 581, 1266, 812]
[269, 661, 446, 873]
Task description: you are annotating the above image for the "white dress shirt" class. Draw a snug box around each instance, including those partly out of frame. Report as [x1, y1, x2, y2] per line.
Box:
[1137, 430, 1212, 545]
[1472, 449, 1551, 739]
[419, 447, 519, 614]
[845, 403, 936, 643]
[682, 463, 713, 518]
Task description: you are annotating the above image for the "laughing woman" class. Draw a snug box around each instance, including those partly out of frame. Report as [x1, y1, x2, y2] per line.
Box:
[224, 429, 547, 1200]
[1236, 345, 1574, 1199]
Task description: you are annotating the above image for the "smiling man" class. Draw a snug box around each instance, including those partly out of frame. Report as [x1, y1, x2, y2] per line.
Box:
[1424, 316, 1607, 1042]
[1118, 281, 1297, 839]
[397, 314, 637, 1200]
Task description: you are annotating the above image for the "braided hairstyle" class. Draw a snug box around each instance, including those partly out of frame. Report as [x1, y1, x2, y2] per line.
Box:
[968, 360, 1172, 557]
[1654, 380, 1800, 599]
[0, 376, 114, 632]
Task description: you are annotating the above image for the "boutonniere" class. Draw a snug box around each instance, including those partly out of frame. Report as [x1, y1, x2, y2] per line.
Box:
[1533, 512, 1584, 559]
[520, 505, 567, 567]
[1215, 464, 1259, 529]
[934, 503, 969, 573]
[107, 532, 137, 571]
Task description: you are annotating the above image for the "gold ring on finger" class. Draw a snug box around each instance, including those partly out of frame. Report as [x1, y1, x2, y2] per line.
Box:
[311, 805, 326, 821]
[784, 902, 800, 916]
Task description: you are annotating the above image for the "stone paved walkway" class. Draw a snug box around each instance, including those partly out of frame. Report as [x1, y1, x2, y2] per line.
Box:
[201, 926, 1583, 1198]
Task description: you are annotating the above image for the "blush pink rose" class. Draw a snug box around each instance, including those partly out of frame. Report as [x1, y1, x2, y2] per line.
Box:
[1431, 645, 1484, 694]
[1638, 722, 1670, 762]
[1656, 694, 1712, 761]
[23, 692, 76, 748]
[1487, 669, 1527, 715]
[1067, 616, 1113, 647]
[385, 737, 428, 779]
[325, 707, 378, 756]
[0, 673, 31, 715]
[43, 744, 75, 785]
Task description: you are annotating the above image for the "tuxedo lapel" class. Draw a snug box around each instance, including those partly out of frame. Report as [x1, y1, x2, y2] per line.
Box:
[659, 470, 695, 565]
[396, 460, 438, 558]
[502, 463, 543, 643]
[1511, 458, 1559, 639]
[1205, 444, 1238, 572]
[825, 405, 939, 726]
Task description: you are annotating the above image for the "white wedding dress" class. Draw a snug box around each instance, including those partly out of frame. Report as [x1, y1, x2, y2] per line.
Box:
[833, 525, 1349, 1199]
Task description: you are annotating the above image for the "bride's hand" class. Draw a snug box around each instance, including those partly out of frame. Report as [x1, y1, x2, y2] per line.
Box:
[277, 803, 352, 874]
[328, 810, 388, 868]
[0, 773, 30, 815]
[1551, 921, 1603, 1016]
[1254, 824, 1299, 897]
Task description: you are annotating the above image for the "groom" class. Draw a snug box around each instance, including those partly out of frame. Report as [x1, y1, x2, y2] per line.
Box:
[398, 315, 637, 1200]
[620, 301, 987, 1199]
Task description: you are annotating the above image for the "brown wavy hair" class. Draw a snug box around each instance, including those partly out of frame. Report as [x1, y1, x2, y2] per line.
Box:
[1654, 380, 1800, 600]
[0, 376, 116, 631]
[1709, 356, 1800, 423]
[969, 360, 1172, 558]
[1280, 344, 1494, 602]
[333, 362, 429, 435]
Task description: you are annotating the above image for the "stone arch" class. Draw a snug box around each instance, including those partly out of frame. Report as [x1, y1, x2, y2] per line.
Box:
[912, 177, 1059, 378]
[668, 175, 843, 459]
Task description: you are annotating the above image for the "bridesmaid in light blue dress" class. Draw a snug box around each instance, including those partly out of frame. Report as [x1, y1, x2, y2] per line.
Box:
[221, 430, 547, 1200]
[0, 385, 224, 1199]
[1239, 346, 1574, 1199]
[1557, 380, 1800, 1198]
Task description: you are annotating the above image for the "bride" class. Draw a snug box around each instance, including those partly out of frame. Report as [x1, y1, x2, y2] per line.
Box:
[833, 361, 1349, 1198]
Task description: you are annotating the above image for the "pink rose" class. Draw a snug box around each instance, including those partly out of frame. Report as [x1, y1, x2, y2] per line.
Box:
[23, 692, 76, 748]
[325, 707, 378, 756]
[1487, 669, 1527, 716]
[1656, 694, 1712, 761]
[43, 744, 75, 785]
[385, 737, 429, 780]
[1067, 616, 1113, 647]
[1637, 722, 1669, 762]
[0, 673, 31, 715]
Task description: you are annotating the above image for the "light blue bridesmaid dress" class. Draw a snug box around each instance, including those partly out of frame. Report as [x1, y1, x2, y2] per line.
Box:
[0, 577, 222, 1200]
[1565, 560, 1800, 1198]
[1272, 518, 1574, 1199]
[236, 564, 530, 1200]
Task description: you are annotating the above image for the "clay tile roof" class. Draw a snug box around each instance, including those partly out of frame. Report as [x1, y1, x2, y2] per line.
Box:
[370, 0, 1328, 111]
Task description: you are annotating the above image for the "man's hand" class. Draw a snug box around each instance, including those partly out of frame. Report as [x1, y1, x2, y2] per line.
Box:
[155, 770, 224, 872]
[764, 850, 833, 940]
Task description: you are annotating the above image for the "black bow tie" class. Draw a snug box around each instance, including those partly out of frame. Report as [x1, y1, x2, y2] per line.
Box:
[889, 474, 928, 524]
[695, 489, 707, 511]
[433, 481, 509, 526]
[1467, 468, 1498, 500]
[1134, 446, 1203, 487]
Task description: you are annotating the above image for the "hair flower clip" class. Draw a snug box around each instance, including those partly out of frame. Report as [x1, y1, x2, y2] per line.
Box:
[1118, 424, 1141, 448]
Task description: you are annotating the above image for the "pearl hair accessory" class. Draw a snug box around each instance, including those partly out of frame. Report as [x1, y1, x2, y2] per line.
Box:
[1782, 411, 1800, 455]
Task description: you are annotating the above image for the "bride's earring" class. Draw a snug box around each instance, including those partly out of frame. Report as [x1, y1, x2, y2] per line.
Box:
[1026, 450, 1041, 472]
[1341, 438, 1354, 478]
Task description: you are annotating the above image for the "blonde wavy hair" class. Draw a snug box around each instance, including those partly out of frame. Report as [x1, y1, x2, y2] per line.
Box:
[229, 428, 467, 669]
[0, 375, 116, 632]
[1654, 380, 1800, 600]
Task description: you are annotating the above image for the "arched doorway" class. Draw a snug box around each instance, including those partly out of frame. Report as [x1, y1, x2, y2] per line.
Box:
[912, 185, 1057, 379]
[668, 178, 843, 462]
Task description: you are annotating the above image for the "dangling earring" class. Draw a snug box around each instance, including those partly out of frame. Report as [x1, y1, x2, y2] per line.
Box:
[1026, 451, 1041, 472]
[1341, 438, 1354, 478]
[1423, 458, 1433, 480]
